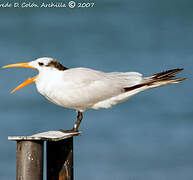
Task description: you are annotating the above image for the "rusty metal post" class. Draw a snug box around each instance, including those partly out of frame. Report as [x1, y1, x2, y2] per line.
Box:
[47, 137, 73, 180]
[16, 141, 43, 180]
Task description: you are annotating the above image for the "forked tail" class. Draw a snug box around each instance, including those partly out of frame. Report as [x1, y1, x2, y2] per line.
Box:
[124, 68, 186, 92]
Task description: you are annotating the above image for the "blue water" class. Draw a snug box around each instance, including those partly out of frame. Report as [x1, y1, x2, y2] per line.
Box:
[0, 0, 193, 179]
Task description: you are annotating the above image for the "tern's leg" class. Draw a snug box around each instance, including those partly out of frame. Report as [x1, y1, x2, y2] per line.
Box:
[60, 111, 83, 133]
[73, 111, 83, 131]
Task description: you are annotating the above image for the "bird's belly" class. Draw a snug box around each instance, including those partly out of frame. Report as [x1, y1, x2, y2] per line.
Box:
[36, 82, 95, 111]
[35, 78, 138, 111]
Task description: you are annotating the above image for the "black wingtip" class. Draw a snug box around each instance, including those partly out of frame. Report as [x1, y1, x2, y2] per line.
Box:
[177, 77, 187, 81]
[152, 68, 185, 80]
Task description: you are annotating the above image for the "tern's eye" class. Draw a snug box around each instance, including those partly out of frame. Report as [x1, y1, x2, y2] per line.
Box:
[38, 62, 44, 66]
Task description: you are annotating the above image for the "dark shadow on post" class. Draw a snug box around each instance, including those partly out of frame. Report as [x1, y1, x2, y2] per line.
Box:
[47, 137, 73, 180]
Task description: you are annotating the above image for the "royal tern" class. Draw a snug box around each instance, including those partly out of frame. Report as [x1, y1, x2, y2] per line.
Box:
[3, 57, 186, 132]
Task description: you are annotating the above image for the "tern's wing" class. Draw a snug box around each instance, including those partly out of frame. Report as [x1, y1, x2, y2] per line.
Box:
[106, 71, 143, 87]
[63, 68, 143, 87]
[60, 68, 143, 103]
[62, 68, 143, 90]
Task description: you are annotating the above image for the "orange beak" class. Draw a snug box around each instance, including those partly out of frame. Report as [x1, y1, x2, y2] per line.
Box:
[2, 62, 38, 93]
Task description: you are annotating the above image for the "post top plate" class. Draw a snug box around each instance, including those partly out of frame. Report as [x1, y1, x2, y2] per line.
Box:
[8, 130, 81, 141]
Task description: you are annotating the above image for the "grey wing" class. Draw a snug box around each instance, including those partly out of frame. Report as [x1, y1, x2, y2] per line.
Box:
[61, 68, 142, 104]
[106, 71, 143, 87]
[61, 68, 124, 99]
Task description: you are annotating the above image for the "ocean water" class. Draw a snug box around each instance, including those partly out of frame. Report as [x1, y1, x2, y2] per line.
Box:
[0, 0, 192, 179]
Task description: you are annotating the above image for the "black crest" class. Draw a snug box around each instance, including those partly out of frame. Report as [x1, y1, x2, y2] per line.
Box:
[46, 60, 69, 71]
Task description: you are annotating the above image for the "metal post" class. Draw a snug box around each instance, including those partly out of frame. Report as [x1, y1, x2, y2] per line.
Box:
[47, 137, 73, 180]
[9, 130, 80, 180]
[16, 141, 43, 180]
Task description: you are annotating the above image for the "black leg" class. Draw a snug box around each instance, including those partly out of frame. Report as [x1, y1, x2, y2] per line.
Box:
[60, 111, 83, 133]
[73, 111, 83, 131]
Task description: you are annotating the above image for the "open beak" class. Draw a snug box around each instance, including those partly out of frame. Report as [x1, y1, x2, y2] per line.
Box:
[2, 62, 38, 93]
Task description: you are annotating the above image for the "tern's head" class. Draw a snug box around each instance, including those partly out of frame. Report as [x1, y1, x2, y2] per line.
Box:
[2, 57, 68, 93]
[29, 57, 68, 71]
